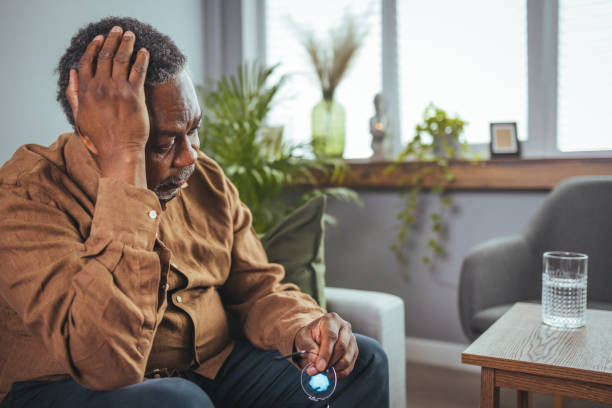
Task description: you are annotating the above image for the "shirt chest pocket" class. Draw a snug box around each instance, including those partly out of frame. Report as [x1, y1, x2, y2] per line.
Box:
[170, 241, 231, 287]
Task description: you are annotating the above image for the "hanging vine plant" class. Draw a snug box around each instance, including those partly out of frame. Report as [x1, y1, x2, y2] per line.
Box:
[387, 102, 479, 266]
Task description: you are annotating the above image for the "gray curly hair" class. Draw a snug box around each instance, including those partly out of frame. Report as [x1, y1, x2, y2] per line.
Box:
[56, 16, 187, 127]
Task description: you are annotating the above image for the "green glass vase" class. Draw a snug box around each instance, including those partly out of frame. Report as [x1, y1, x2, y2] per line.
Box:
[311, 98, 345, 158]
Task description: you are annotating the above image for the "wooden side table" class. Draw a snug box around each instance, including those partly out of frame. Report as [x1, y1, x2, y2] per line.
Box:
[462, 303, 612, 407]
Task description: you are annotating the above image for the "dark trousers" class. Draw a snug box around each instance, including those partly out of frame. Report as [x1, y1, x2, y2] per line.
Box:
[3, 334, 389, 408]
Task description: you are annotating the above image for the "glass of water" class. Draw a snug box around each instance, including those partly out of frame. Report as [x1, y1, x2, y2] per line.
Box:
[542, 251, 588, 328]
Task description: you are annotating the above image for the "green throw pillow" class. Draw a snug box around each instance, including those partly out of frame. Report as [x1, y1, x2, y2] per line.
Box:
[260, 196, 327, 309]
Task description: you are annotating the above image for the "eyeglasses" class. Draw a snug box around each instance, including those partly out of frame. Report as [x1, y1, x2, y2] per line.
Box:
[275, 350, 337, 407]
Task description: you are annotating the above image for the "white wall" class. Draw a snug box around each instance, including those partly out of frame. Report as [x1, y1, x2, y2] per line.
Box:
[0, 0, 205, 165]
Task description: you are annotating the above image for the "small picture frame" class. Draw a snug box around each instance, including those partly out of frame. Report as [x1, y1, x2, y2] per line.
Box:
[490, 122, 519, 157]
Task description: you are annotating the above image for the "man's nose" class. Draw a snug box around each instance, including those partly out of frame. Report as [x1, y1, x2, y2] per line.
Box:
[173, 135, 198, 168]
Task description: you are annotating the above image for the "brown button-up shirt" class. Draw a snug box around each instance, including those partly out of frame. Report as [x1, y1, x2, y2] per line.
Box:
[0, 133, 324, 401]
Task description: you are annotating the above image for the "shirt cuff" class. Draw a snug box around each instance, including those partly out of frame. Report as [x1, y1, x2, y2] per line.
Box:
[89, 178, 161, 249]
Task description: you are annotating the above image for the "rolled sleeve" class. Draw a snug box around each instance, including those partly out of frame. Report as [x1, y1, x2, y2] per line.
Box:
[89, 178, 161, 249]
[0, 178, 166, 391]
[220, 179, 325, 355]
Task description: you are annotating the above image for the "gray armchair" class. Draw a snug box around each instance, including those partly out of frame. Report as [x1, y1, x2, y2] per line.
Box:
[459, 176, 612, 341]
[325, 287, 406, 408]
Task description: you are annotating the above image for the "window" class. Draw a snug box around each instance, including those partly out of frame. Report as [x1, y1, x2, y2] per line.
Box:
[398, 0, 527, 145]
[557, 0, 612, 152]
[265, 0, 382, 158]
[257, 0, 612, 158]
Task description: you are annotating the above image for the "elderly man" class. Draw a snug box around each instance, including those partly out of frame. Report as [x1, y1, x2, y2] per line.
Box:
[0, 17, 389, 408]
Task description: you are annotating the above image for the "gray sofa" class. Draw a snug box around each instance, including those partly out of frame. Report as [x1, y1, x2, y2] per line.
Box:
[326, 287, 406, 408]
[459, 176, 612, 341]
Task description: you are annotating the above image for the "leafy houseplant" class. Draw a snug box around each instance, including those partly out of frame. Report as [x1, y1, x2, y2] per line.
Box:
[387, 103, 475, 265]
[198, 62, 359, 234]
[299, 14, 367, 158]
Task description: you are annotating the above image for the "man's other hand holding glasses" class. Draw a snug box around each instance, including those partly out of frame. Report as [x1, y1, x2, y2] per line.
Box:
[276, 312, 359, 406]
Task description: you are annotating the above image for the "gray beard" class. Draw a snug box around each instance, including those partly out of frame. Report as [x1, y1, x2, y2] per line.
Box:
[155, 187, 179, 202]
[152, 164, 195, 203]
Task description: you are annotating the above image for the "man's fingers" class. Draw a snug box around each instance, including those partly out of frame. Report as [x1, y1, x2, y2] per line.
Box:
[331, 333, 358, 378]
[129, 48, 149, 87]
[112, 31, 135, 80]
[95, 26, 123, 78]
[296, 314, 357, 377]
[294, 325, 320, 371]
[77, 35, 104, 86]
[328, 325, 352, 367]
[314, 315, 341, 373]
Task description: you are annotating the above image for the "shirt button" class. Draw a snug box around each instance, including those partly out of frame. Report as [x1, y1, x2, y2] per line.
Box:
[149, 210, 158, 219]
[176, 295, 183, 303]
[165, 283, 170, 291]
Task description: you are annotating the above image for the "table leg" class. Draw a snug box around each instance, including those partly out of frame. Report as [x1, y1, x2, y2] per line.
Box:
[517, 390, 531, 408]
[480, 367, 500, 408]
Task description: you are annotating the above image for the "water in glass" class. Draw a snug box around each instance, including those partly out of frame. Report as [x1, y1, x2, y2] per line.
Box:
[541, 251, 588, 328]
[542, 274, 587, 328]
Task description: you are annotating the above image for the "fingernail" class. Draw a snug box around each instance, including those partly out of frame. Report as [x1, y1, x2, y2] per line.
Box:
[111, 26, 122, 32]
[316, 359, 326, 371]
[124, 31, 134, 38]
[94, 35, 104, 41]
[307, 367, 317, 376]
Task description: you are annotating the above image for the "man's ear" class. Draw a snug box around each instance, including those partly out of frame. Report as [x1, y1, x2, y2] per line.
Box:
[67, 69, 99, 155]
[67, 69, 79, 123]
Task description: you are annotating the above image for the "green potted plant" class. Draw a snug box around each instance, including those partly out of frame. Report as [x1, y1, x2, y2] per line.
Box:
[198, 62, 359, 234]
[387, 102, 477, 266]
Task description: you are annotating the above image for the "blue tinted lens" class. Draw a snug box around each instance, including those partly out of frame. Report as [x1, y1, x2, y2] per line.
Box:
[300, 365, 336, 400]
[309, 373, 331, 392]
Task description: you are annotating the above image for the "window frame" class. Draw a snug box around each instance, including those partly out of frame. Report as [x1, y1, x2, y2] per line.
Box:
[245, 0, 612, 159]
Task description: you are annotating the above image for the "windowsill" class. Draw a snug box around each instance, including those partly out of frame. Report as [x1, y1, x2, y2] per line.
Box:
[305, 157, 612, 190]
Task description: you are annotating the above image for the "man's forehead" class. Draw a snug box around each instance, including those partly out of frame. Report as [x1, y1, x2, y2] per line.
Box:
[146, 70, 201, 127]
[147, 70, 196, 98]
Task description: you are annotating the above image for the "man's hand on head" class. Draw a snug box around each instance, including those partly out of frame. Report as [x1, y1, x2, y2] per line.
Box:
[66, 26, 150, 188]
[294, 312, 358, 379]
